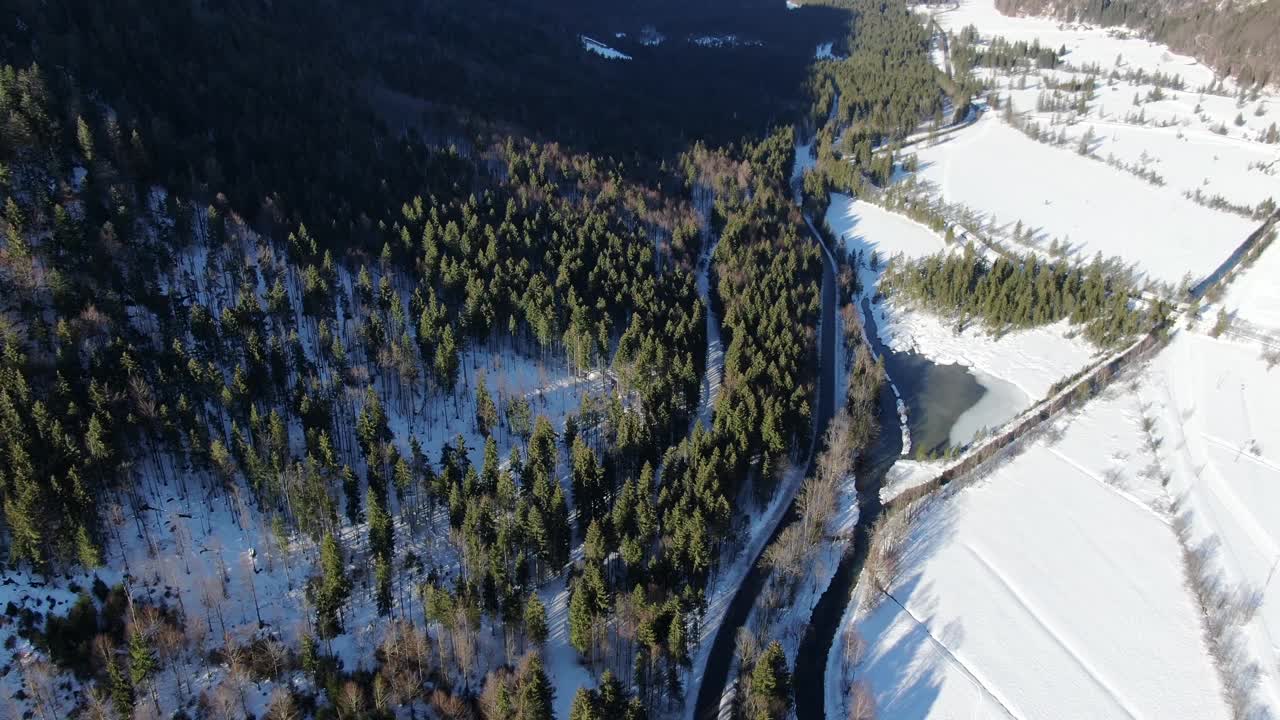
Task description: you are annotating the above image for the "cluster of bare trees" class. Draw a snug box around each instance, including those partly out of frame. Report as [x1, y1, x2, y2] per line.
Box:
[834, 626, 877, 720]
[1133, 396, 1267, 720]
[1172, 513, 1265, 720]
[764, 411, 858, 592]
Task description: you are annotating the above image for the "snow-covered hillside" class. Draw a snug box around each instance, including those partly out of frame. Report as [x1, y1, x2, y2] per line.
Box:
[0, 203, 614, 719]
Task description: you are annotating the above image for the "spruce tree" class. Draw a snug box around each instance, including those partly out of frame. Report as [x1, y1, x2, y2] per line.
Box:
[107, 655, 135, 720]
[517, 654, 554, 720]
[748, 641, 792, 720]
[374, 555, 393, 617]
[570, 688, 601, 720]
[129, 629, 157, 703]
[315, 533, 351, 638]
[524, 593, 549, 647]
[476, 373, 499, 436]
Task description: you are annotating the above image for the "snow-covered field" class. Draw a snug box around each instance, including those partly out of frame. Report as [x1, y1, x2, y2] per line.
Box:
[1146, 331, 1280, 715]
[817, 7, 1280, 702]
[993, 69, 1280, 203]
[833, 365, 1231, 719]
[895, 0, 1280, 290]
[905, 113, 1257, 285]
[934, 0, 1216, 87]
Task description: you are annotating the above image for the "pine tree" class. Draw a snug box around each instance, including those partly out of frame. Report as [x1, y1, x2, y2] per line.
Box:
[3, 454, 43, 568]
[570, 688, 601, 720]
[517, 654, 554, 720]
[748, 641, 792, 720]
[107, 655, 135, 720]
[524, 593, 548, 647]
[367, 487, 393, 560]
[129, 628, 157, 700]
[301, 634, 319, 676]
[75, 524, 101, 568]
[78, 116, 97, 163]
[374, 555, 393, 616]
[315, 533, 351, 638]
[583, 520, 607, 565]
[476, 372, 499, 436]
[668, 610, 689, 667]
[568, 574, 598, 658]
[571, 436, 605, 531]
[435, 323, 460, 395]
[342, 465, 362, 525]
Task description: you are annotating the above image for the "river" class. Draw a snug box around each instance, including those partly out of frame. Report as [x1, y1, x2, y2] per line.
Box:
[695, 145, 1019, 720]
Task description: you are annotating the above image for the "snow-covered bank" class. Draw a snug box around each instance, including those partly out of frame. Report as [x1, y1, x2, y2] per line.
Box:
[824, 193, 1095, 429]
[1222, 231, 1280, 330]
[729, 468, 859, 706]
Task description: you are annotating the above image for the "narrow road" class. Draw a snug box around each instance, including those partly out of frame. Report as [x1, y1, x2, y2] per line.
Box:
[691, 201, 839, 720]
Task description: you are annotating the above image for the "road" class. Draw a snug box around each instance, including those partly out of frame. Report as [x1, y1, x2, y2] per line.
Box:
[691, 200, 840, 720]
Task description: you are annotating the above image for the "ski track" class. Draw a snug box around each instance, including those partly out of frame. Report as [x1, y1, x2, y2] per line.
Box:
[1042, 445, 1170, 527]
[883, 589, 1023, 720]
[960, 544, 1141, 720]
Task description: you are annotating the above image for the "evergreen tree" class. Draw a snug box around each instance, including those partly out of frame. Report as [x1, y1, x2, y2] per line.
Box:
[343, 465, 362, 525]
[375, 555, 393, 617]
[315, 533, 351, 638]
[517, 654, 554, 720]
[748, 641, 791, 720]
[368, 487, 393, 560]
[107, 655, 135, 720]
[129, 628, 157, 701]
[524, 593, 549, 647]
[570, 687, 601, 720]
[476, 372, 499, 436]
[76, 115, 95, 162]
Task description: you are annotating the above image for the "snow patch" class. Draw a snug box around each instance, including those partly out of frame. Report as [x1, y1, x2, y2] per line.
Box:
[580, 35, 632, 60]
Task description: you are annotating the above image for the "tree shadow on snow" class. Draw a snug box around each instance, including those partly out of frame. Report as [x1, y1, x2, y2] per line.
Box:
[852, 494, 970, 718]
